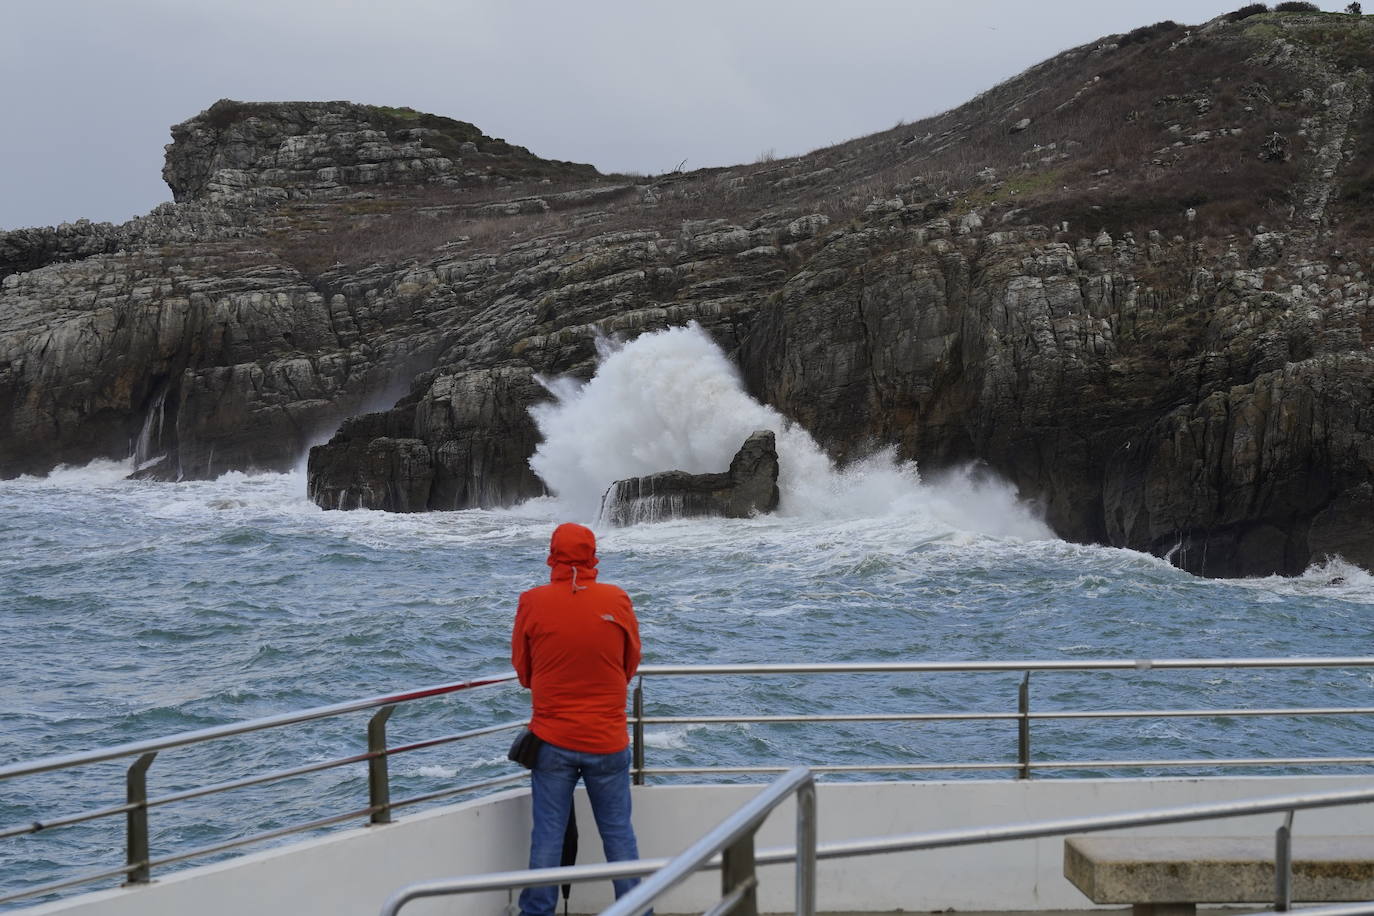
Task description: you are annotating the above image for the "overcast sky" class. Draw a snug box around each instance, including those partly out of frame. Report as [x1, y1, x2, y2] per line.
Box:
[0, 1, 1353, 230]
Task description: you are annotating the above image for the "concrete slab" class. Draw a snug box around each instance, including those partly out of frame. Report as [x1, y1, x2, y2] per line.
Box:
[1065, 836, 1374, 908]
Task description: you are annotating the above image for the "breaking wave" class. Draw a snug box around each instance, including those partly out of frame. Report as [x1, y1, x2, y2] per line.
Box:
[527, 323, 1052, 539]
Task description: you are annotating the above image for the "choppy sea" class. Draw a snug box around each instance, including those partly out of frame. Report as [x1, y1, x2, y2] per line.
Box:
[3, 325, 1373, 906]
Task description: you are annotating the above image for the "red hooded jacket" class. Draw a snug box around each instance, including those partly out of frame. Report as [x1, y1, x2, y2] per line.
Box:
[511, 523, 642, 753]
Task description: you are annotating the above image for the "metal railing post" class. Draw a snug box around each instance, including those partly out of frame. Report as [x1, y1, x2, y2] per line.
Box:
[721, 830, 759, 916]
[795, 779, 817, 916]
[632, 677, 645, 786]
[125, 752, 156, 884]
[1276, 810, 1295, 911]
[369, 706, 396, 825]
[1017, 672, 1031, 780]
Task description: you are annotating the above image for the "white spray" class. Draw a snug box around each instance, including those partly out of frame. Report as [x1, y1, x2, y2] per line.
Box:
[527, 324, 1052, 540]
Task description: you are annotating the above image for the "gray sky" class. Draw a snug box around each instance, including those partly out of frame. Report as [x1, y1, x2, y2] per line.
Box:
[0, 1, 1352, 231]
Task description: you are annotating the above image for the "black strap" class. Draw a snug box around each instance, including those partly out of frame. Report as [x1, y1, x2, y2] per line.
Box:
[560, 806, 578, 906]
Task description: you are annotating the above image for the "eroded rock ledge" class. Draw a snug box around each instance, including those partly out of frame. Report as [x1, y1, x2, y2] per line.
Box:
[599, 431, 781, 525]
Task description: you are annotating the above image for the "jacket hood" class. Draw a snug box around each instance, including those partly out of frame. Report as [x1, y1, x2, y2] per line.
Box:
[547, 522, 599, 588]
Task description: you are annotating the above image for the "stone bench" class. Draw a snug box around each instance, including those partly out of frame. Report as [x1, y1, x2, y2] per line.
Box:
[1064, 835, 1374, 916]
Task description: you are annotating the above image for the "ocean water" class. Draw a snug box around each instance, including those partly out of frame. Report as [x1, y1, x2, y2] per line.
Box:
[3, 325, 1374, 906]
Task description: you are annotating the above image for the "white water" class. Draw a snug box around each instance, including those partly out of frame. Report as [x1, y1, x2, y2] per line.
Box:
[528, 324, 1052, 539]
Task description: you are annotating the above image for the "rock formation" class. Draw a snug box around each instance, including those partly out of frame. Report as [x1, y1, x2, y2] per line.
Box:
[161, 99, 597, 205]
[4, 11, 1374, 576]
[600, 430, 781, 525]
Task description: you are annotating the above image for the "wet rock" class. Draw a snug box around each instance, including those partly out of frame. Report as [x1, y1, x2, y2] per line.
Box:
[307, 436, 433, 512]
[1309, 483, 1374, 573]
[600, 430, 780, 525]
[307, 366, 546, 511]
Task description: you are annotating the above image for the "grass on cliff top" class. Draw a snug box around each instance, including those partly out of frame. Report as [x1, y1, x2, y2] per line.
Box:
[883, 13, 1325, 238]
[268, 9, 1374, 275]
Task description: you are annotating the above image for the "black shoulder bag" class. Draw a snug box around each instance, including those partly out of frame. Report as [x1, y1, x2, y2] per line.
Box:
[507, 727, 544, 768]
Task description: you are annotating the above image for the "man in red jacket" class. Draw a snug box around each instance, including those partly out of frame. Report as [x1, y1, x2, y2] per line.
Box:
[512, 523, 643, 916]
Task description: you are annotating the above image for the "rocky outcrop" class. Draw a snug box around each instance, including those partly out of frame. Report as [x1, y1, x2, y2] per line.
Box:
[599, 431, 780, 525]
[4, 12, 1374, 577]
[307, 435, 433, 512]
[0, 245, 452, 477]
[0, 221, 127, 279]
[1102, 356, 1374, 576]
[163, 99, 597, 204]
[0, 201, 253, 282]
[740, 221, 1374, 576]
[307, 366, 545, 511]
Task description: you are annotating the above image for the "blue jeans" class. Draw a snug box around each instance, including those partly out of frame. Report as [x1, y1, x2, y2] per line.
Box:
[519, 742, 641, 916]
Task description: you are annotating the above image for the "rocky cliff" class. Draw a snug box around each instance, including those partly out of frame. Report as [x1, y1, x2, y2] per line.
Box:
[3, 9, 1373, 577]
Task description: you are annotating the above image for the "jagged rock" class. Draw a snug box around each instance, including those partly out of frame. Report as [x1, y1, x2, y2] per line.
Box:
[0, 201, 253, 281]
[307, 436, 433, 511]
[0, 246, 439, 477]
[307, 366, 546, 511]
[737, 217, 1374, 578]
[1250, 231, 1287, 266]
[1100, 357, 1374, 576]
[0, 220, 125, 279]
[600, 431, 780, 525]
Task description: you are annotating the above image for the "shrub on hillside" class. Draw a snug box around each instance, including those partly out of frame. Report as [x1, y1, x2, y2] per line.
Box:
[1274, 1, 1320, 11]
[204, 99, 253, 130]
[1228, 3, 1270, 20]
[1120, 21, 1183, 46]
[1345, 1, 1362, 12]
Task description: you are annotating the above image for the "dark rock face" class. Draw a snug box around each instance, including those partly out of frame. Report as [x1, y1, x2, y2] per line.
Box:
[307, 366, 545, 511]
[307, 436, 433, 512]
[0, 221, 125, 279]
[600, 431, 780, 525]
[738, 224, 1374, 578]
[1100, 358, 1374, 576]
[0, 248, 447, 478]
[1309, 483, 1374, 573]
[6, 14, 1374, 578]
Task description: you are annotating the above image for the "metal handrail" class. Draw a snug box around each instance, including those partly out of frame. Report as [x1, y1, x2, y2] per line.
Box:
[796, 783, 1374, 860]
[638, 657, 1374, 675]
[603, 766, 814, 916]
[7, 658, 1369, 782]
[9, 656, 1374, 907]
[642, 706, 1374, 724]
[641, 755, 1374, 777]
[0, 672, 517, 781]
[379, 767, 818, 916]
[373, 774, 1374, 916]
[0, 672, 521, 906]
[628, 657, 1374, 785]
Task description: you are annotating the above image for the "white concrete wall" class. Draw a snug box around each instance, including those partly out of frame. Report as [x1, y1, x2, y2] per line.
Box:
[620, 775, 1374, 914]
[22, 788, 533, 916]
[21, 775, 1374, 916]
